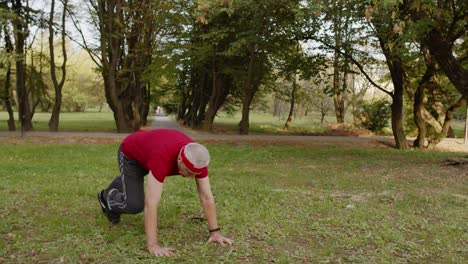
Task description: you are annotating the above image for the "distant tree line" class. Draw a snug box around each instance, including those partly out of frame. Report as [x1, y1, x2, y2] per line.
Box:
[0, 0, 466, 149]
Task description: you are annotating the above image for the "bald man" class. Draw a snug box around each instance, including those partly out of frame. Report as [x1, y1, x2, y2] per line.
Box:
[97, 129, 232, 257]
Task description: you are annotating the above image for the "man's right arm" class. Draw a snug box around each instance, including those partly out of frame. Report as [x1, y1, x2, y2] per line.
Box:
[145, 172, 176, 257]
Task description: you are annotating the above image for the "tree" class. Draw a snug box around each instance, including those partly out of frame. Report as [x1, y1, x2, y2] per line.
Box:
[11, 0, 33, 131]
[1, 20, 16, 131]
[410, 47, 465, 148]
[406, 0, 468, 99]
[365, 2, 409, 149]
[48, 0, 68, 131]
[73, 0, 169, 132]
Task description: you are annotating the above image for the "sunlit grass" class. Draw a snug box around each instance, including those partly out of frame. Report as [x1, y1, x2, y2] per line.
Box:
[211, 111, 336, 135]
[1, 109, 465, 138]
[0, 111, 154, 132]
[1, 142, 466, 263]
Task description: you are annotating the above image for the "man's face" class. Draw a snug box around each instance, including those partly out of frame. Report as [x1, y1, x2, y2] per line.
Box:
[177, 158, 199, 179]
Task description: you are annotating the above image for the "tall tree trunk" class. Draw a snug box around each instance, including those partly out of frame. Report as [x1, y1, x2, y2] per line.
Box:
[12, 0, 33, 132]
[203, 59, 231, 131]
[48, 0, 68, 132]
[97, 0, 133, 133]
[332, 0, 345, 124]
[332, 45, 345, 123]
[273, 95, 280, 116]
[2, 24, 16, 131]
[413, 49, 434, 148]
[464, 106, 468, 145]
[97, 0, 159, 133]
[388, 61, 408, 150]
[413, 83, 426, 148]
[139, 84, 150, 126]
[283, 75, 297, 130]
[375, 27, 408, 149]
[239, 44, 256, 135]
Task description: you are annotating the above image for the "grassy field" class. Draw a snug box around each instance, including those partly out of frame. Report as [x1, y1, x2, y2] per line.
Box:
[1, 141, 466, 263]
[1, 110, 465, 138]
[0, 112, 154, 132]
[212, 111, 351, 135]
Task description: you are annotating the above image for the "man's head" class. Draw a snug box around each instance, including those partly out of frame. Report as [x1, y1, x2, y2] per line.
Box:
[177, 143, 210, 179]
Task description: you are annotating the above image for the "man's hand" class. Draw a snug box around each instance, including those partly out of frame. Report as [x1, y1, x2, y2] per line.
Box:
[208, 232, 233, 246]
[148, 245, 176, 257]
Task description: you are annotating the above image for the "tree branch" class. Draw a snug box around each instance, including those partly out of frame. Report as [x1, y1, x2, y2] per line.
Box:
[313, 36, 392, 96]
[66, 4, 102, 68]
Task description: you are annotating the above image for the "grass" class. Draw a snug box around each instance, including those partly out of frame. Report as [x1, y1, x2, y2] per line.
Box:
[0, 111, 154, 132]
[1, 110, 465, 138]
[209, 112, 467, 138]
[1, 141, 467, 263]
[212, 112, 334, 135]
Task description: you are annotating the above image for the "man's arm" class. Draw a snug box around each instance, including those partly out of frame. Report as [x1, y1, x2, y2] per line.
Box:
[195, 177, 233, 245]
[145, 172, 176, 256]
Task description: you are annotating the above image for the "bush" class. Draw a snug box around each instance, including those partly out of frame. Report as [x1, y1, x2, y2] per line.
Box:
[360, 99, 392, 133]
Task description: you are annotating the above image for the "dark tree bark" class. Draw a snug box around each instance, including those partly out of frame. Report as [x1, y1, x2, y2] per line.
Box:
[239, 44, 256, 135]
[377, 35, 409, 150]
[413, 49, 435, 148]
[12, 0, 33, 132]
[413, 82, 427, 148]
[424, 29, 468, 99]
[2, 24, 16, 131]
[283, 75, 297, 130]
[48, 0, 68, 132]
[427, 96, 465, 148]
[203, 58, 232, 131]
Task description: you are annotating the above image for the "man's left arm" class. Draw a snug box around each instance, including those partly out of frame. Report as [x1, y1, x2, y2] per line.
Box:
[195, 177, 233, 245]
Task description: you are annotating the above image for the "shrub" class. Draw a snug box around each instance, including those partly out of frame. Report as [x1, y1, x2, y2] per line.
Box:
[360, 99, 392, 133]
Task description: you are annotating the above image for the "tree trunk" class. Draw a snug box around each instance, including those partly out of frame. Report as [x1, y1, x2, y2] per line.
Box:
[321, 100, 328, 124]
[2, 24, 16, 131]
[203, 72, 231, 131]
[332, 0, 345, 124]
[427, 97, 465, 147]
[333, 49, 345, 124]
[239, 44, 256, 135]
[388, 61, 408, 150]
[283, 75, 297, 130]
[413, 83, 426, 148]
[413, 49, 434, 148]
[376, 27, 408, 150]
[273, 96, 281, 116]
[96, 0, 158, 133]
[48, 0, 68, 132]
[464, 105, 468, 145]
[12, 0, 33, 132]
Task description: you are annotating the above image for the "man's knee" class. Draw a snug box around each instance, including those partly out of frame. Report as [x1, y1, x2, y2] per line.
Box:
[126, 199, 144, 214]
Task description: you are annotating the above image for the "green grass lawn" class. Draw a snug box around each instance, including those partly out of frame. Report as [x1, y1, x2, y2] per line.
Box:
[212, 112, 334, 135]
[1, 142, 466, 263]
[0, 111, 154, 132]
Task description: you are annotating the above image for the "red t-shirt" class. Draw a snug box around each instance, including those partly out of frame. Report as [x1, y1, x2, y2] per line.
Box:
[120, 129, 208, 183]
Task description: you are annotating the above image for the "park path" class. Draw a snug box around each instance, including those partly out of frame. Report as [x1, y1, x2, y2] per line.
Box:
[0, 112, 466, 152]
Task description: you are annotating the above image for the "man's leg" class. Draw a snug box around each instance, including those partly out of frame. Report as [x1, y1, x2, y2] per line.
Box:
[99, 146, 148, 223]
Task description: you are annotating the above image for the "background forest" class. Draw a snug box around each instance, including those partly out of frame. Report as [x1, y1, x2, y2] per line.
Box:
[0, 0, 467, 150]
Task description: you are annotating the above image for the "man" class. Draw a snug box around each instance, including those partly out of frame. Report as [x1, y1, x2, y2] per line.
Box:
[97, 129, 233, 257]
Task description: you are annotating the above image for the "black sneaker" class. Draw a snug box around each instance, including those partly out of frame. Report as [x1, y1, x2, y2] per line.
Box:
[98, 190, 121, 224]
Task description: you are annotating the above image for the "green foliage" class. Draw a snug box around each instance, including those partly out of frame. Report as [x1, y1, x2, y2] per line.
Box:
[0, 142, 466, 262]
[360, 99, 392, 132]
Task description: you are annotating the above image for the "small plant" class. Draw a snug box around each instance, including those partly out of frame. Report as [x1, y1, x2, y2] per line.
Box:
[359, 99, 392, 133]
